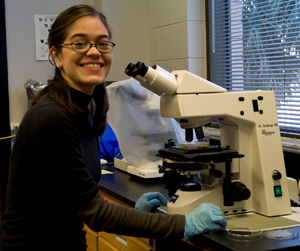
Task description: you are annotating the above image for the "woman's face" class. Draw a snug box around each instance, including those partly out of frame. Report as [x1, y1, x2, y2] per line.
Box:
[51, 16, 113, 95]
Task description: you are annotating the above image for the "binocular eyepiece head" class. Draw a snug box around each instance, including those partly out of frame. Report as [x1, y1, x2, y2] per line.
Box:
[125, 61, 149, 78]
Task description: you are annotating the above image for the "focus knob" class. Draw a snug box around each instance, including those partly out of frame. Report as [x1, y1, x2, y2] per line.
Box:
[213, 170, 223, 178]
[272, 170, 282, 180]
[233, 182, 251, 201]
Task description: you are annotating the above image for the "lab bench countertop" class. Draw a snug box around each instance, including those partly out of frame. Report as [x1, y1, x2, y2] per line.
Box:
[99, 164, 300, 251]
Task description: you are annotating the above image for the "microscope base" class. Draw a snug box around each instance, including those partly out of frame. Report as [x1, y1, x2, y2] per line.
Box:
[167, 185, 249, 215]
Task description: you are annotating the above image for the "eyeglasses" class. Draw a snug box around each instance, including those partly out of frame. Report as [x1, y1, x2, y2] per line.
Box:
[56, 40, 116, 53]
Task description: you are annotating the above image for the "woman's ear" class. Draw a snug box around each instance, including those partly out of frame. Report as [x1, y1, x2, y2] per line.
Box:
[50, 46, 62, 69]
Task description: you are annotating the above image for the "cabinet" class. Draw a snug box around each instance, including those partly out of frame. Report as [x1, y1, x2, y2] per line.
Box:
[83, 191, 153, 251]
[98, 231, 152, 251]
[83, 224, 98, 251]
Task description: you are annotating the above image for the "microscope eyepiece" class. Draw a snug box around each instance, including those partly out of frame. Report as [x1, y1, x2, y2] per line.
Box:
[125, 61, 149, 78]
[133, 61, 148, 77]
[125, 62, 136, 77]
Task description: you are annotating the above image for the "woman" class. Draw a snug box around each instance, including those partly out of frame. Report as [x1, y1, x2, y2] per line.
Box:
[0, 5, 226, 251]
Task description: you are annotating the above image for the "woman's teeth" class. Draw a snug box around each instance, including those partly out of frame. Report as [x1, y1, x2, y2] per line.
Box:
[82, 64, 101, 68]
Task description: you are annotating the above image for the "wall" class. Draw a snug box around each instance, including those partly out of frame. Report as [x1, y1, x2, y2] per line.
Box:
[99, 0, 149, 81]
[6, 0, 206, 124]
[147, 0, 206, 77]
[103, 0, 206, 77]
[100, 0, 206, 77]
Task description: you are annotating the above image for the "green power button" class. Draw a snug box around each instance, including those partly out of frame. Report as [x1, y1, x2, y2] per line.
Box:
[274, 185, 282, 197]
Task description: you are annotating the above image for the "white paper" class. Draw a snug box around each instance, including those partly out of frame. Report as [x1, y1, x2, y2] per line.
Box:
[34, 15, 57, 60]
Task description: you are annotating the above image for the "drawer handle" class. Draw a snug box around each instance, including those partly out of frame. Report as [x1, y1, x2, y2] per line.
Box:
[115, 234, 128, 247]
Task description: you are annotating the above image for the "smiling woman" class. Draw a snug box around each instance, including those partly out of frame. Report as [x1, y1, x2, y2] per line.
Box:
[0, 5, 114, 250]
[0, 4, 227, 251]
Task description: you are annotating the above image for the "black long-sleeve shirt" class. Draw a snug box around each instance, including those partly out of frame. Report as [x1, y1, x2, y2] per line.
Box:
[0, 88, 185, 251]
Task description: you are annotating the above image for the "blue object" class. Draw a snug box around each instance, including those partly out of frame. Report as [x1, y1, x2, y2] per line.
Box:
[135, 192, 168, 212]
[169, 194, 179, 204]
[184, 203, 227, 241]
[99, 123, 120, 162]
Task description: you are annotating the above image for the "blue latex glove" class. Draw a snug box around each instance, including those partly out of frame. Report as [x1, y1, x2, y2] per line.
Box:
[184, 203, 227, 241]
[135, 192, 168, 212]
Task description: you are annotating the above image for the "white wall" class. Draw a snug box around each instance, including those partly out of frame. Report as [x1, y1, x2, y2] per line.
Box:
[6, 0, 206, 124]
[147, 0, 206, 77]
[99, 0, 206, 77]
[101, 0, 149, 82]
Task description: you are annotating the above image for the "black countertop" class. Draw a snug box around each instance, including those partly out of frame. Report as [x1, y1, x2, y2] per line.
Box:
[98, 164, 300, 251]
[99, 164, 169, 207]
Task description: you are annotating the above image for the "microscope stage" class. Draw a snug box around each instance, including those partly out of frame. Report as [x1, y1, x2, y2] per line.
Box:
[157, 145, 244, 163]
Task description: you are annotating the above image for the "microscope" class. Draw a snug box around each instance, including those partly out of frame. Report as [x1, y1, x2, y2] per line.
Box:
[125, 61, 292, 217]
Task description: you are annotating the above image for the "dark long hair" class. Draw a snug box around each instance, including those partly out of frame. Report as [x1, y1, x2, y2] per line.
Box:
[32, 5, 111, 136]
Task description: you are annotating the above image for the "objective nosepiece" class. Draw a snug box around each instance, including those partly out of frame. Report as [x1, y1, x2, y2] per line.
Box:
[185, 128, 193, 143]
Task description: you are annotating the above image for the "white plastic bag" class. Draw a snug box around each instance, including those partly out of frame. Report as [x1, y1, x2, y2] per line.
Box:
[106, 78, 184, 167]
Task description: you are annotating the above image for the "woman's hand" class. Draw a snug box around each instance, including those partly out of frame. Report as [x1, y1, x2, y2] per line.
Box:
[135, 192, 168, 212]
